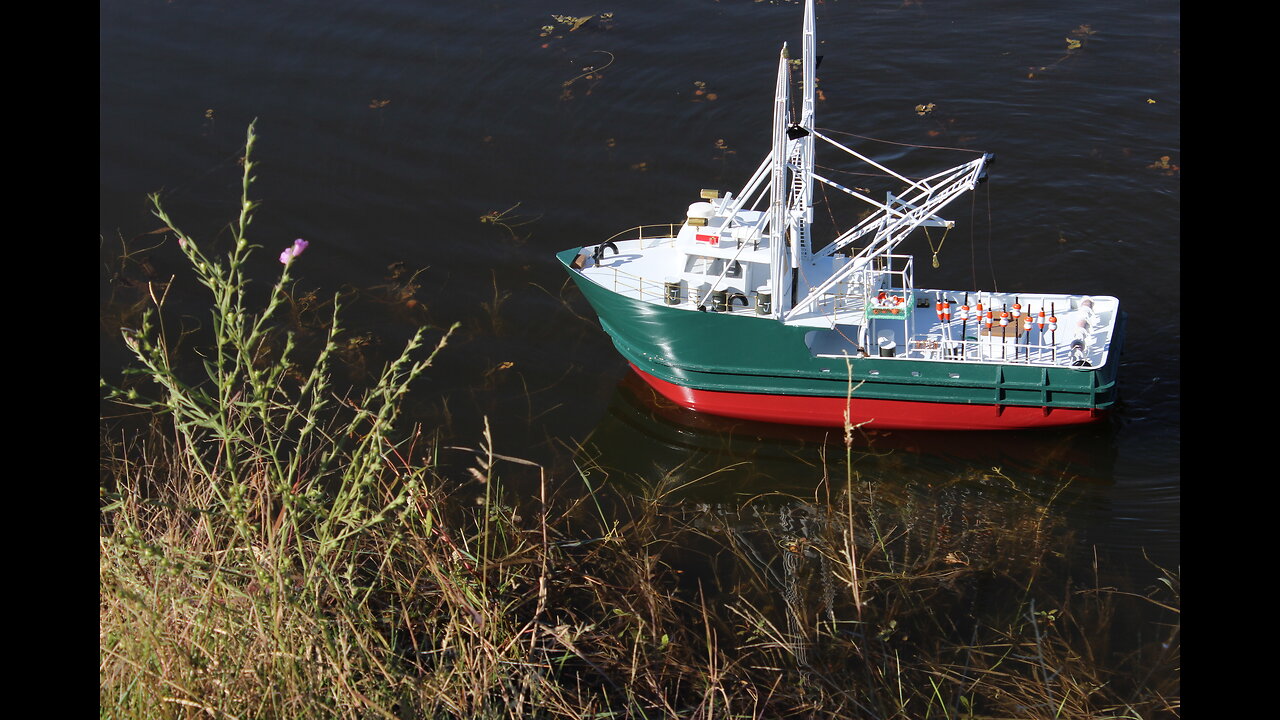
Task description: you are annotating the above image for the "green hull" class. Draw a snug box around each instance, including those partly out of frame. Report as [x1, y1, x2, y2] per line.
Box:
[558, 248, 1123, 428]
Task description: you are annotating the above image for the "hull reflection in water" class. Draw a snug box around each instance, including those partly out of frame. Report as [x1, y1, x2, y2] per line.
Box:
[580, 368, 1119, 502]
[574, 371, 1138, 681]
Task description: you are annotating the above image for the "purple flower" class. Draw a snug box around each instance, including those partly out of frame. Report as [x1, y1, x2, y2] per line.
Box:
[279, 238, 310, 265]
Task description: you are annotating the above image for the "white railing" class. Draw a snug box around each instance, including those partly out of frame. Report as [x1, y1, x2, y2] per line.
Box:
[601, 223, 681, 247]
[604, 264, 759, 311]
[903, 334, 1101, 367]
[861, 255, 913, 303]
[799, 290, 867, 316]
[606, 265, 668, 304]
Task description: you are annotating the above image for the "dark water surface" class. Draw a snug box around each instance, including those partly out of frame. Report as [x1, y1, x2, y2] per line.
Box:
[102, 0, 1178, 595]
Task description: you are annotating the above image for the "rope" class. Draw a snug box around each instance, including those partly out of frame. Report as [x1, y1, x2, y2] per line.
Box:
[923, 224, 950, 269]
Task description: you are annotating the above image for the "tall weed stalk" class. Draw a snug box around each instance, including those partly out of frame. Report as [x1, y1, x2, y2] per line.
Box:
[101, 122, 458, 718]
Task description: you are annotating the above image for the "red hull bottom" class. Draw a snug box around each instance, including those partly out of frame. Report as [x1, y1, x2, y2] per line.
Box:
[629, 364, 1107, 431]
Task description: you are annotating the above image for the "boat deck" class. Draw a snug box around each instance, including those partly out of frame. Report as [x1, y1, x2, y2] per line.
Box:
[575, 235, 1120, 369]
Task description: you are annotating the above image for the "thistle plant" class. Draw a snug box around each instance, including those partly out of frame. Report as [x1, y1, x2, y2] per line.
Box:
[103, 121, 456, 680]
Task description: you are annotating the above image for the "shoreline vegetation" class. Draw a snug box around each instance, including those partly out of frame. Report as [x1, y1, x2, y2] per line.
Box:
[101, 125, 1179, 719]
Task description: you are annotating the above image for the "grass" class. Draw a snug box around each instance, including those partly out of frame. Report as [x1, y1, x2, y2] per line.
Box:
[101, 124, 1178, 719]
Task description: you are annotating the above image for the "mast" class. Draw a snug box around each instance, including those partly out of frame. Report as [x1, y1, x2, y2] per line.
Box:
[769, 0, 817, 319]
[794, 0, 815, 263]
[769, 44, 791, 318]
[784, 0, 817, 309]
[801, 0, 816, 135]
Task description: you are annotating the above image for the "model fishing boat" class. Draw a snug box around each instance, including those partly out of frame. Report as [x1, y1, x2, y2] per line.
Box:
[557, 0, 1124, 431]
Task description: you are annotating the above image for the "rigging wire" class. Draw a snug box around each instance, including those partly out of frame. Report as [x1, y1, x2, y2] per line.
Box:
[814, 126, 987, 155]
[799, 181, 867, 357]
[818, 175, 840, 244]
[984, 177, 998, 292]
[969, 187, 978, 293]
[814, 162, 935, 184]
[785, 110, 993, 357]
